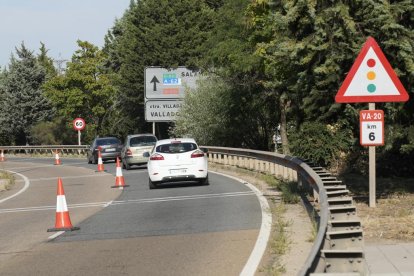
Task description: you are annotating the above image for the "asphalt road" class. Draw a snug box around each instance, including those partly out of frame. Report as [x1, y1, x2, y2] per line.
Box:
[0, 157, 263, 275]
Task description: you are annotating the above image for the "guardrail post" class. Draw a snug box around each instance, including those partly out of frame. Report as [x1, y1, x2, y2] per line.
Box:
[223, 154, 228, 165]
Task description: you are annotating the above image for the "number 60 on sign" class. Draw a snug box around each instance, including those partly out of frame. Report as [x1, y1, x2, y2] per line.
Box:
[360, 110, 384, 146]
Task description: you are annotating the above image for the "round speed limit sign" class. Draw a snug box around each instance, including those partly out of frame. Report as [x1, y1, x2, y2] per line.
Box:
[73, 118, 86, 131]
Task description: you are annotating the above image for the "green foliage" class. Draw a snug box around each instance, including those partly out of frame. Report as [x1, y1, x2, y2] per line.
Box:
[178, 0, 278, 150]
[289, 122, 354, 167]
[172, 76, 233, 145]
[104, 0, 217, 136]
[0, 43, 54, 145]
[261, 174, 301, 204]
[37, 42, 57, 79]
[30, 117, 77, 145]
[43, 41, 115, 141]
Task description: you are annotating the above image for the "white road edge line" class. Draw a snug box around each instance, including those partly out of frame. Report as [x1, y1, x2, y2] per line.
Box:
[0, 170, 30, 204]
[210, 171, 272, 276]
[47, 200, 114, 240]
[48, 231, 65, 240]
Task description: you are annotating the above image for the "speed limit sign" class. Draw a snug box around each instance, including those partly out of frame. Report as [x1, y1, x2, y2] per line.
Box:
[360, 110, 384, 146]
[73, 118, 86, 131]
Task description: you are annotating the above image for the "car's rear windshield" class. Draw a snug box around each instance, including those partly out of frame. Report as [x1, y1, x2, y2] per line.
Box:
[156, 142, 197, 154]
[96, 138, 120, 146]
[130, 136, 157, 147]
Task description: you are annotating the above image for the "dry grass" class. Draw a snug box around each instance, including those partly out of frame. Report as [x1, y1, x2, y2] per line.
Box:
[0, 170, 14, 191]
[356, 194, 414, 241]
[342, 172, 414, 241]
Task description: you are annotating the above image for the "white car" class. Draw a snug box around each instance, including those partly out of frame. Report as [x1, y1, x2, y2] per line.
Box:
[145, 138, 208, 189]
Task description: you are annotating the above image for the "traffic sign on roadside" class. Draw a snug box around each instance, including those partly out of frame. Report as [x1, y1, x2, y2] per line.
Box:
[145, 67, 201, 99]
[145, 100, 183, 122]
[73, 118, 85, 131]
[360, 110, 384, 146]
[335, 37, 409, 103]
[73, 118, 85, 146]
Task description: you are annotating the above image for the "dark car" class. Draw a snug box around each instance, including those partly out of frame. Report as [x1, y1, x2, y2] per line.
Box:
[87, 137, 122, 164]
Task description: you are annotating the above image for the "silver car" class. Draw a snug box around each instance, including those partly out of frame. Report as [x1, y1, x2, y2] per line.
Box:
[121, 134, 157, 170]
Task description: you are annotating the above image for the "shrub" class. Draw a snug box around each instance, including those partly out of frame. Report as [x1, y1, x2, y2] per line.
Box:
[289, 122, 354, 167]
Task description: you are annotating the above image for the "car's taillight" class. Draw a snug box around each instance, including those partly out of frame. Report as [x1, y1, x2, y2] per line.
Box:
[126, 149, 133, 156]
[150, 153, 164, 160]
[191, 150, 205, 158]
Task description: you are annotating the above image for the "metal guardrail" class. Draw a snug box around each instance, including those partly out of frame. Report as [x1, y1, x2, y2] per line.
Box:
[202, 146, 366, 275]
[0, 145, 89, 155]
[0, 145, 366, 274]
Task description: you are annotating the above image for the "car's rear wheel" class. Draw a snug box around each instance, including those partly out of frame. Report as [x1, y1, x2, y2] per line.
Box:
[149, 178, 158, 189]
[199, 175, 209, 186]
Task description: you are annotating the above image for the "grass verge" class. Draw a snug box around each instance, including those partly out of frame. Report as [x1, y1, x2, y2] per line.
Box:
[0, 170, 15, 191]
[341, 172, 414, 241]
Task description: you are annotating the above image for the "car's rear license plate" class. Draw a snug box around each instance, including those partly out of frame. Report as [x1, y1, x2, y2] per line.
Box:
[105, 148, 116, 152]
[170, 169, 187, 175]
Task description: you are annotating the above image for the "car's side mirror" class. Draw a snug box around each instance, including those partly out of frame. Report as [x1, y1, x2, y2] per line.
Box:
[201, 148, 208, 153]
[143, 152, 150, 158]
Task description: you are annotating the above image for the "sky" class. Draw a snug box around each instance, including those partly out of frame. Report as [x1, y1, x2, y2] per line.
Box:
[0, 0, 131, 68]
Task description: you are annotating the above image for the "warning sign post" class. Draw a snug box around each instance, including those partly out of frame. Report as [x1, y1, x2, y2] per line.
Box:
[335, 37, 409, 208]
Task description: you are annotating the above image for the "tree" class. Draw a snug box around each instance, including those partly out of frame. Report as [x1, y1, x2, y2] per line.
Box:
[0, 43, 53, 145]
[247, 0, 414, 172]
[192, 0, 277, 150]
[44, 41, 116, 142]
[104, 0, 217, 136]
[37, 42, 57, 79]
[173, 76, 235, 146]
[0, 68, 9, 144]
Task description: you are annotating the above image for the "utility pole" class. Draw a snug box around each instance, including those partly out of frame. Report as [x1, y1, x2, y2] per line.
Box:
[53, 53, 67, 75]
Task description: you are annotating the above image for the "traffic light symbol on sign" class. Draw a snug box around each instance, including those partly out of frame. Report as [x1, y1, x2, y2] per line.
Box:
[366, 58, 376, 93]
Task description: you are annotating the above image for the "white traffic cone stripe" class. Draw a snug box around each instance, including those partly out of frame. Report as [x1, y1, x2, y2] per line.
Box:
[116, 166, 122, 176]
[56, 195, 68, 212]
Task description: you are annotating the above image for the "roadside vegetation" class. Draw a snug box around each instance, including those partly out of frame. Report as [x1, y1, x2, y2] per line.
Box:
[0, 170, 14, 191]
[343, 173, 414, 241]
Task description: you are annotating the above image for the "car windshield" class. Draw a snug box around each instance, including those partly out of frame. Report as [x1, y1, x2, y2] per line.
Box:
[130, 136, 157, 147]
[156, 142, 197, 154]
[96, 138, 120, 146]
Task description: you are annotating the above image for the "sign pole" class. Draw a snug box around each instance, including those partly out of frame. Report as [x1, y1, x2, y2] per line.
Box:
[153, 122, 156, 136]
[73, 118, 85, 145]
[334, 37, 409, 207]
[368, 103, 376, 207]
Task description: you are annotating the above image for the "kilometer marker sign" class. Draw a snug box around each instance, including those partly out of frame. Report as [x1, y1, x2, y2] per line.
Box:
[360, 110, 384, 146]
[335, 37, 409, 103]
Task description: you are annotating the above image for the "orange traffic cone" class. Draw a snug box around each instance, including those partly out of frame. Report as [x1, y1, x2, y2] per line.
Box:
[96, 149, 106, 172]
[54, 151, 61, 165]
[47, 178, 79, 232]
[111, 157, 129, 188]
[0, 150, 5, 162]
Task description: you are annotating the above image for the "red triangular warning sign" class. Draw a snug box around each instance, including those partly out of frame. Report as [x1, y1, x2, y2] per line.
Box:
[335, 37, 409, 103]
